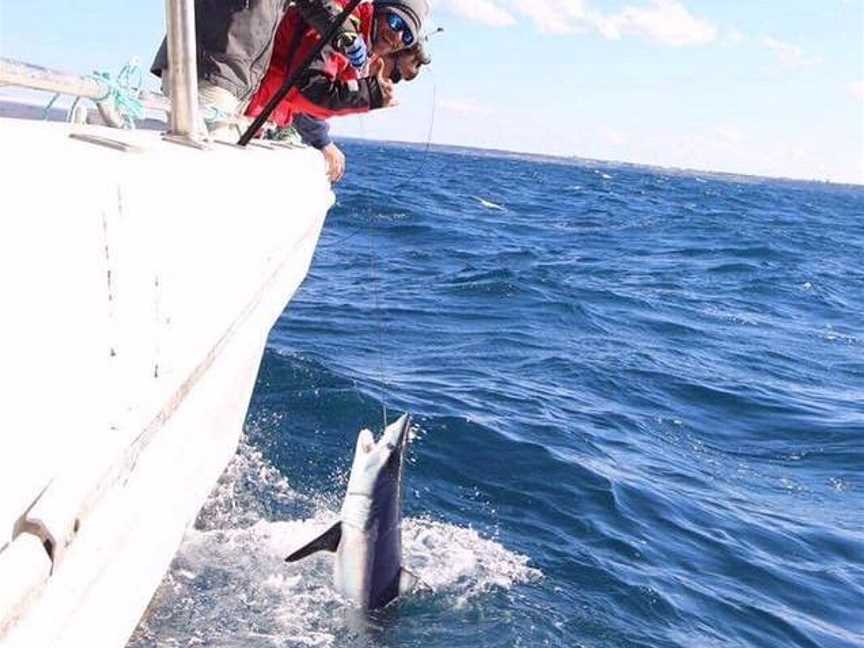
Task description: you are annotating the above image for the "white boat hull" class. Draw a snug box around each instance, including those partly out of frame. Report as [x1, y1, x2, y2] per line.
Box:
[0, 115, 333, 647]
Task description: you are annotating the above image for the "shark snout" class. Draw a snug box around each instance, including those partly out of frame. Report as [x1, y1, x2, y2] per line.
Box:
[379, 414, 410, 452]
[346, 415, 411, 495]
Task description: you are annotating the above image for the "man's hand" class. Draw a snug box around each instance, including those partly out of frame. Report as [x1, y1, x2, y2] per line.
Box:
[321, 143, 346, 183]
[370, 57, 398, 108]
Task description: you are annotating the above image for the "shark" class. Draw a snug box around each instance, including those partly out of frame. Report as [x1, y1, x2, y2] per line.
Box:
[285, 414, 421, 610]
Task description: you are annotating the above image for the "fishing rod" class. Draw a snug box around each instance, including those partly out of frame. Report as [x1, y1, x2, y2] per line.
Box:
[238, 0, 364, 146]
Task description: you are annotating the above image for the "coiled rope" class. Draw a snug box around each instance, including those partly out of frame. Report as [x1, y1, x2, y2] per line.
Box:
[86, 59, 146, 128]
[42, 59, 146, 128]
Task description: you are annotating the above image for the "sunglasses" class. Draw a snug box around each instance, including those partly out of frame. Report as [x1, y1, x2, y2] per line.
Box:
[385, 11, 416, 47]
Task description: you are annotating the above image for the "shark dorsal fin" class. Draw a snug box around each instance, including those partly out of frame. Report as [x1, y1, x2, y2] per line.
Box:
[285, 522, 342, 562]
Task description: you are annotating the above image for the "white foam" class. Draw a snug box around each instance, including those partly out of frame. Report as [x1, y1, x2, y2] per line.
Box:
[819, 324, 858, 345]
[194, 432, 307, 531]
[402, 517, 542, 608]
[472, 196, 506, 211]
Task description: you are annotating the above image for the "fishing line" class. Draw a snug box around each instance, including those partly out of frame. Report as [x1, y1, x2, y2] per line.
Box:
[319, 67, 439, 431]
[368, 237, 389, 430]
[322, 73, 438, 249]
[349, 76, 437, 430]
[346, 101, 390, 428]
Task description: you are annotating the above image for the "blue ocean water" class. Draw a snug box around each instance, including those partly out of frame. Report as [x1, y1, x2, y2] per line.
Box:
[131, 141, 864, 648]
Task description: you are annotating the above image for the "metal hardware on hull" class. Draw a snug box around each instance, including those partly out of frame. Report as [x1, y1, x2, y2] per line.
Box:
[68, 133, 145, 153]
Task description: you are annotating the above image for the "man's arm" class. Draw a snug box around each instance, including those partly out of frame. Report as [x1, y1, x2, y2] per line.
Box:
[293, 54, 393, 118]
[294, 72, 384, 115]
[293, 113, 332, 150]
[294, 114, 346, 183]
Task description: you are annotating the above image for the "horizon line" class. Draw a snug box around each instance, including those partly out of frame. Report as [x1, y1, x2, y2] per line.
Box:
[336, 134, 864, 189]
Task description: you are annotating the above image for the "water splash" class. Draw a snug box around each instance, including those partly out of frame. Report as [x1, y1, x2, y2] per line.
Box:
[130, 435, 540, 647]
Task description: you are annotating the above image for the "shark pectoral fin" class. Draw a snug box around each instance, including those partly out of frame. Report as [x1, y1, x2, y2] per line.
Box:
[284, 522, 342, 563]
[399, 568, 434, 595]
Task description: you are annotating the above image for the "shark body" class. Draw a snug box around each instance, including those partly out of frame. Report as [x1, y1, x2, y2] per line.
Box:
[286, 414, 416, 609]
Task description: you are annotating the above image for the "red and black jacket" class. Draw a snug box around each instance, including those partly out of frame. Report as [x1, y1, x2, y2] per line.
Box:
[245, 0, 383, 126]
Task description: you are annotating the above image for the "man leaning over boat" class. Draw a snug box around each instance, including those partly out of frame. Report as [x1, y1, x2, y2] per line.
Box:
[151, 0, 432, 181]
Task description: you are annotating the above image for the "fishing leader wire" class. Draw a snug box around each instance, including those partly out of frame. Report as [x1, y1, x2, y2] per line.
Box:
[315, 65, 441, 431]
[355, 74, 438, 430]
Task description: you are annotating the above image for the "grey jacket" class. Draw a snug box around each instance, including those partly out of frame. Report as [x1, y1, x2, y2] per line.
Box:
[152, 0, 351, 102]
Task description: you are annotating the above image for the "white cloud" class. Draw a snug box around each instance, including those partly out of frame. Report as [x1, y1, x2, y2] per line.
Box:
[509, 0, 593, 35]
[762, 36, 821, 69]
[725, 28, 745, 45]
[439, 98, 494, 116]
[435, 0, 517, 27]
[436, 0, 719, 46]
[604, 127, 627, 146]
[711, 125, 745, 146]
[850, 81, 864, 101]
[595, 0, 718, 46]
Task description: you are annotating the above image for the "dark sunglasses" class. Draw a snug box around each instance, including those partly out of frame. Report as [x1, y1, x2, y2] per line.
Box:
[386, 11, 416, 47]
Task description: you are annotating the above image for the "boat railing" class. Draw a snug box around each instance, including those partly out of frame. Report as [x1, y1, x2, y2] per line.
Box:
[163, 0, 201, 141]
[0, 0, 202, 143]
[0, 58, 172, 115]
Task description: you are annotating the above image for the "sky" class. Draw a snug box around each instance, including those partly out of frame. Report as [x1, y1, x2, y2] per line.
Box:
[1, 1, 862, 183]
